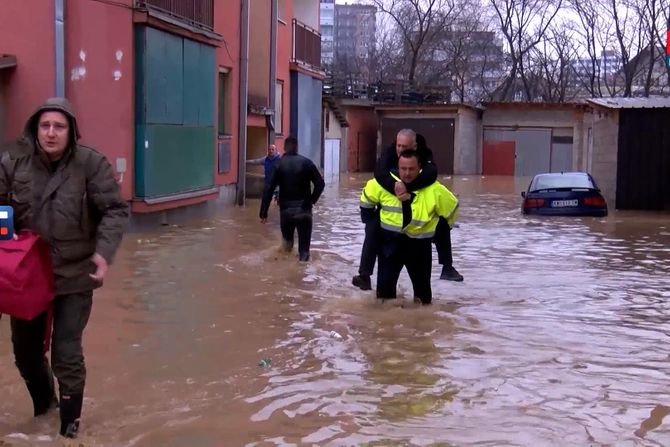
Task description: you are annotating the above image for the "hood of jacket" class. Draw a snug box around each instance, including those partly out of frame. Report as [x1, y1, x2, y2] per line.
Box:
[23, 97, 81, 150]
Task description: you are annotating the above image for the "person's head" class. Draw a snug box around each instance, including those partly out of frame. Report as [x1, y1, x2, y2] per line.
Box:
[26, 97, 80, 161]
[284, 136, 298, 155]
[395, 129, 417, 156]
[267, 144, 278, 157]
[398, 149, 421, 184]
[36, 111, 70, 161]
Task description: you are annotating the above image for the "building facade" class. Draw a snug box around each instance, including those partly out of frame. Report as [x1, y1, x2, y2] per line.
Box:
[333, 3, 376, 81]
[319, 0, 335, 67]
[0, 0, 323, 224]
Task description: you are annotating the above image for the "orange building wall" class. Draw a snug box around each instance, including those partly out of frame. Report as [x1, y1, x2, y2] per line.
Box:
[1, 0, 56, 141]
[65, 0, 134, 200]
[275, 0, 293, 151]
[216, 0, 241, 186]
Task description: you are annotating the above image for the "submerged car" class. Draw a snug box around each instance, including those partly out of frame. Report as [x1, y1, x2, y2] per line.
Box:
[521, 172, 608, 216]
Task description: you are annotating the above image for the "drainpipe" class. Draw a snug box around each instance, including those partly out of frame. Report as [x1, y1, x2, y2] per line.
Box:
[54, 0, 65, 97]
[268, 0, 277, 143]
[236, 0, 250, 206]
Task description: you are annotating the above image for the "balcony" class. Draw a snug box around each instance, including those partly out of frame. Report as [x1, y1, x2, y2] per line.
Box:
[323, 74, 452, 104]
[292, 19, 321, 72]
[135, 0, 214, 31]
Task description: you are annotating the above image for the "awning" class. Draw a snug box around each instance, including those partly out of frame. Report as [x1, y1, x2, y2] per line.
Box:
[0, 54, 17, 70]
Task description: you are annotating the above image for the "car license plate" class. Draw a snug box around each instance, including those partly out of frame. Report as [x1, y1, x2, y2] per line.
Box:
[551, 199, 578, 207]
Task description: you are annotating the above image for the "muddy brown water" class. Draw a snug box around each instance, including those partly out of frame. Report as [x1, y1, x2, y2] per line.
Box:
[1, 175, 669, 447]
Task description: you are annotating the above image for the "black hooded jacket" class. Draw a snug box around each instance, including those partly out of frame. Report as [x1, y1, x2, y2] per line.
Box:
[259, 152, 325, 218]
[373, 135, 438, 193]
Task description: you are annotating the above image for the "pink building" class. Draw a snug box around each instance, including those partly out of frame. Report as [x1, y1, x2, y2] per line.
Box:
[0, 0, 323, 225]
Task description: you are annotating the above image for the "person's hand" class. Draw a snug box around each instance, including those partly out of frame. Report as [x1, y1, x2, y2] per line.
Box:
[89, 253, 108, 283]
[397, 192, 412, 202]
[12, 233, 18, 240]
[260, 218, 267, 224]
[394, 181, 407, 197]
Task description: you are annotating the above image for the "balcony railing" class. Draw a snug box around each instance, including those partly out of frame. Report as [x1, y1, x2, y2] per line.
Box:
[323, 74, 452, 104]
[135, 0, 214, 31]
[292, 19, 321, 71]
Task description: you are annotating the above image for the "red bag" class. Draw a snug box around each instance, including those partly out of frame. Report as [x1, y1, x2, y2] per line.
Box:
[0, 230, 55, 320]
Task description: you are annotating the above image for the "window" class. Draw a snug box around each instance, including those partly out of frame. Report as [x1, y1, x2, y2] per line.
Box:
[275, 80, 284, 135]
[218, 68, 231, 135]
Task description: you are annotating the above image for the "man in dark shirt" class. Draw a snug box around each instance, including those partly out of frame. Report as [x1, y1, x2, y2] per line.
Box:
[352, 129, 463, 290]
[260, 136, 325, 262]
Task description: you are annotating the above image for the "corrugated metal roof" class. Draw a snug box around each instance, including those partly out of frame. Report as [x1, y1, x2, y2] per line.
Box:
[587, 97, 670, 109]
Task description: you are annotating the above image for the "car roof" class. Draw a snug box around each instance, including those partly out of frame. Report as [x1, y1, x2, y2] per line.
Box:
[533, 172, 589, 178]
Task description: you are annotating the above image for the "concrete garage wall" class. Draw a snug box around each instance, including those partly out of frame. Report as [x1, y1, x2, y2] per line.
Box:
[482, 105, 586, 172]
[588, 110, 619, 206]
[455, 107, 479, 174]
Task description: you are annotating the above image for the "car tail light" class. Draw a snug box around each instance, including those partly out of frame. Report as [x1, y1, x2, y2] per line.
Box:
[583, 196, 606, 207]
[524, 198, 545, 208]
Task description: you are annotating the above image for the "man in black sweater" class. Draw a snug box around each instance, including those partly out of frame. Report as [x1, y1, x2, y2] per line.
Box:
[352, 128, 463, 290]
[260, 136, 325, 262]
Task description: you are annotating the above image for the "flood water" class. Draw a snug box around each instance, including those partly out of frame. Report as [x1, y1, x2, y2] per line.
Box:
[1, 174, 670, 447]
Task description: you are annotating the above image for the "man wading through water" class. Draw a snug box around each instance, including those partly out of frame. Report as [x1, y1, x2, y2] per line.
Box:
[0, 97, 128, 438]
[259, 136, 324, 262]
[352, 129, 463, 291]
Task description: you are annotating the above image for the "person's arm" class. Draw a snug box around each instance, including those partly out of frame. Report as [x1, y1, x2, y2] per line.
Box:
[246, 157, 265, 165]
[309, 162, 325, 205]
[359, 180, 378, 223]
[0, 151, 10, 207]
[436, 184, 459, 227]
[88, 156, 130, 265]
[374, 145, 399, 194]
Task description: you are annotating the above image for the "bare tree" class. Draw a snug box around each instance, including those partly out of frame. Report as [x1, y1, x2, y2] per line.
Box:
[489, 0, 563, 101]
[636, 0, 670, 95]
[529, 24, 580, 101]
[371, 0, 457, 86]
[369, 12, 405, 83]
[568, 0, 606, 96]
[652, 0, 670, 90]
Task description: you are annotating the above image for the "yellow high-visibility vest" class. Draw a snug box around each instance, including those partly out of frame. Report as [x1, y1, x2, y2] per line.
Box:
[360, 177, 459, 238]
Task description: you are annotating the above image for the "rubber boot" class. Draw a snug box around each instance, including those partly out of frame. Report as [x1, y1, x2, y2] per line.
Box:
[59, 392, 83, 438]
[25, 371, 58, 417]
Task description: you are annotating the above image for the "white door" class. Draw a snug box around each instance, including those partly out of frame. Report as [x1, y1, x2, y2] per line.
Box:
[324, 138, 340, 184]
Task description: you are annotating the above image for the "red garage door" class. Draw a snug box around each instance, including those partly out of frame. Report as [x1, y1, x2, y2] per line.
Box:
[483, 141, 515, 175]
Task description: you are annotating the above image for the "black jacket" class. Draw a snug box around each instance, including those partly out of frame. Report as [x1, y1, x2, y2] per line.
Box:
[259, 153, 325, 219]
[373, 140, 438, 194]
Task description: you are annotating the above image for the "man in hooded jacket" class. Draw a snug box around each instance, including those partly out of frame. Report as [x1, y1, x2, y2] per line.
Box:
[0, 97, 129, 438]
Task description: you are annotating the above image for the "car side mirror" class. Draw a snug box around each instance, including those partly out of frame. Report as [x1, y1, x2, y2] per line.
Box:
[521, 191, 526, 198]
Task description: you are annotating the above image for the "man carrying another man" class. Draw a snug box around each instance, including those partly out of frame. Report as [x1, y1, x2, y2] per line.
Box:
[353, 128, 463, 292]
[360, 149, 459, 304]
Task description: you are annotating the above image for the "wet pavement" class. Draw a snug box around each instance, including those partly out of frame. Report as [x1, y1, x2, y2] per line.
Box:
[1, 174, 669, 446]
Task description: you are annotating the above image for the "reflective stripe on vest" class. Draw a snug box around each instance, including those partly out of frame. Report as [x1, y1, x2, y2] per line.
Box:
[360, 178, 458, 239]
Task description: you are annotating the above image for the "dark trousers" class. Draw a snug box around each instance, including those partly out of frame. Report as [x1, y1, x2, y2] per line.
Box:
[280, 206, 313, 258]
[358, 217, 380, 277]
[359, 216, 453, 276]
[433, 217, 453, 266]
[11, 291, 93, 397]
[376, 236, 433, 304]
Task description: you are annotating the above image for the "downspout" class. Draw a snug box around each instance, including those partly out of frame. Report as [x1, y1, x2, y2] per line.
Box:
[236, 0, 250, 206]
[54, 0, 65, 97]
[268, 0, 277, 143]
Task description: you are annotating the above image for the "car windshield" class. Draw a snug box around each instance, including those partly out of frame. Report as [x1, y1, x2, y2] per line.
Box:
[530, 174, 594, 191]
